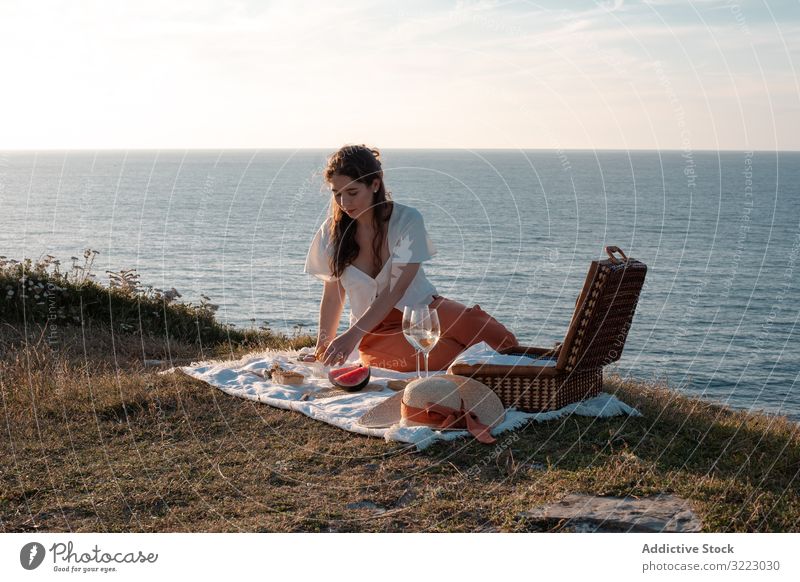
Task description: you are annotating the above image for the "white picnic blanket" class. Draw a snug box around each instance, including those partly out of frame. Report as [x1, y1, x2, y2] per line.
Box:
[163, 347, 641, 451]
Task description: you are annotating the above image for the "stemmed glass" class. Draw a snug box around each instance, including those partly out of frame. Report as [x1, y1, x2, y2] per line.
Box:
[402, 306, 421, 378]
[402, 304, 441, 378]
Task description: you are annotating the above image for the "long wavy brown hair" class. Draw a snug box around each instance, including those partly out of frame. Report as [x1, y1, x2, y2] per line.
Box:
[323, 144, 393, 279]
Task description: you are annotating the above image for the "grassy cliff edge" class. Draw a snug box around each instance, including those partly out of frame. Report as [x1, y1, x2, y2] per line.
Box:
[1, 253, 798, 532]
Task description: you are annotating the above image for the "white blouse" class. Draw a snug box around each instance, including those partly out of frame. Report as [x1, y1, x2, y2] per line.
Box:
[304, 202, 438, 328]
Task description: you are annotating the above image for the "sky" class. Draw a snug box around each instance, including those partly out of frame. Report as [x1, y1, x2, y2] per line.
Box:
[0, 0, 798, 150]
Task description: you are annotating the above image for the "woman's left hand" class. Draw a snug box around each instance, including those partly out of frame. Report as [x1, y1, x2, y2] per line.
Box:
[321, 330, 362, 367]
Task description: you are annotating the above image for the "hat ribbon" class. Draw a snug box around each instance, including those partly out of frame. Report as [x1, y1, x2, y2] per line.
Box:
[401, 399, 496, 444]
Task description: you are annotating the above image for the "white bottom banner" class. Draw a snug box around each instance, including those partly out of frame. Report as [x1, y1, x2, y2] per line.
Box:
[1, 533, 798, 581]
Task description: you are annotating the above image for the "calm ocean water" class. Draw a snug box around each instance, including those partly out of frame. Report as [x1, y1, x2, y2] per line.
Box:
[1, 149, 798, 421]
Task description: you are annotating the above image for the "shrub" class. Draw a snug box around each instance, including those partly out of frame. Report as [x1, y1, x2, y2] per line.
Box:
[0, 250, 309, 348]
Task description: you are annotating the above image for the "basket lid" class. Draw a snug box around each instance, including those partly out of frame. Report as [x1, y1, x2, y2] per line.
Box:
[556, 246, 647, 371]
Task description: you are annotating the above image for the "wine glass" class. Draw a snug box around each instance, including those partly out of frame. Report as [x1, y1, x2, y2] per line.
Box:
[403, 305, 441, 378]
[402, 305, 422, 378]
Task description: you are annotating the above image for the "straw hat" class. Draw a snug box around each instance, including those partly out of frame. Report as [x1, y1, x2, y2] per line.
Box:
[358, 374, 506, 444]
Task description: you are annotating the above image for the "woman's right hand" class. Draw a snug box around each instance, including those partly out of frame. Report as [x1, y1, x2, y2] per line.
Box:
[309, 340, 330, 363]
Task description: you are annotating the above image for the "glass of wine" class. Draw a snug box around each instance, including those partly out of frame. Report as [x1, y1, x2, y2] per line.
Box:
[402, 304, 441, 378]
[402, 305, 422, 378]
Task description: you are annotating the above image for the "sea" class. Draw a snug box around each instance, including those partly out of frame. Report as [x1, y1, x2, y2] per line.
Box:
[1, 149, 798, 421]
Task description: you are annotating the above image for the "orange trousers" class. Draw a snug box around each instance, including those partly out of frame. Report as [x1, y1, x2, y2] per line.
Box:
[358, 295, 518, 372]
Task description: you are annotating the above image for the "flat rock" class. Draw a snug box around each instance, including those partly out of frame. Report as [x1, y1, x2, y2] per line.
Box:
[346, 501, 386, 513]
[520, 493, 702, 533]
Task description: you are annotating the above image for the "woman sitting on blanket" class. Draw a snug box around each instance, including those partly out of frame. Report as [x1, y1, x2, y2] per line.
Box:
[302, 144, 518, 371]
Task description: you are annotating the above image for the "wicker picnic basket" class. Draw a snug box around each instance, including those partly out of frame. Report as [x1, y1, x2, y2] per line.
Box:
[447, 246, 647, 412]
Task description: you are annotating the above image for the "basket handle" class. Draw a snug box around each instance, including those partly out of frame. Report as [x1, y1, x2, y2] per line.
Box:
[605, 246, 628, 265]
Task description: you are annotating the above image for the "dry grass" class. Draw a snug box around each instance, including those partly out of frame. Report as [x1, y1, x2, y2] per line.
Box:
[2, 322, 799, 532]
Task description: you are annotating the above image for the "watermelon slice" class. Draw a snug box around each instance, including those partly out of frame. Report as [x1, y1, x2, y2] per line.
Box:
[329, 364, 362, 380]
[328, 364, 371, 392]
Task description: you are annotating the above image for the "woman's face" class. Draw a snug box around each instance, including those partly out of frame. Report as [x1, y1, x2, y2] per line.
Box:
[329, 174, 380, 220]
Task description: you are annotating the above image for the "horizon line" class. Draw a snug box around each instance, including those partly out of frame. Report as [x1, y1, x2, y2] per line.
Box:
[2, 147, 799, 154]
